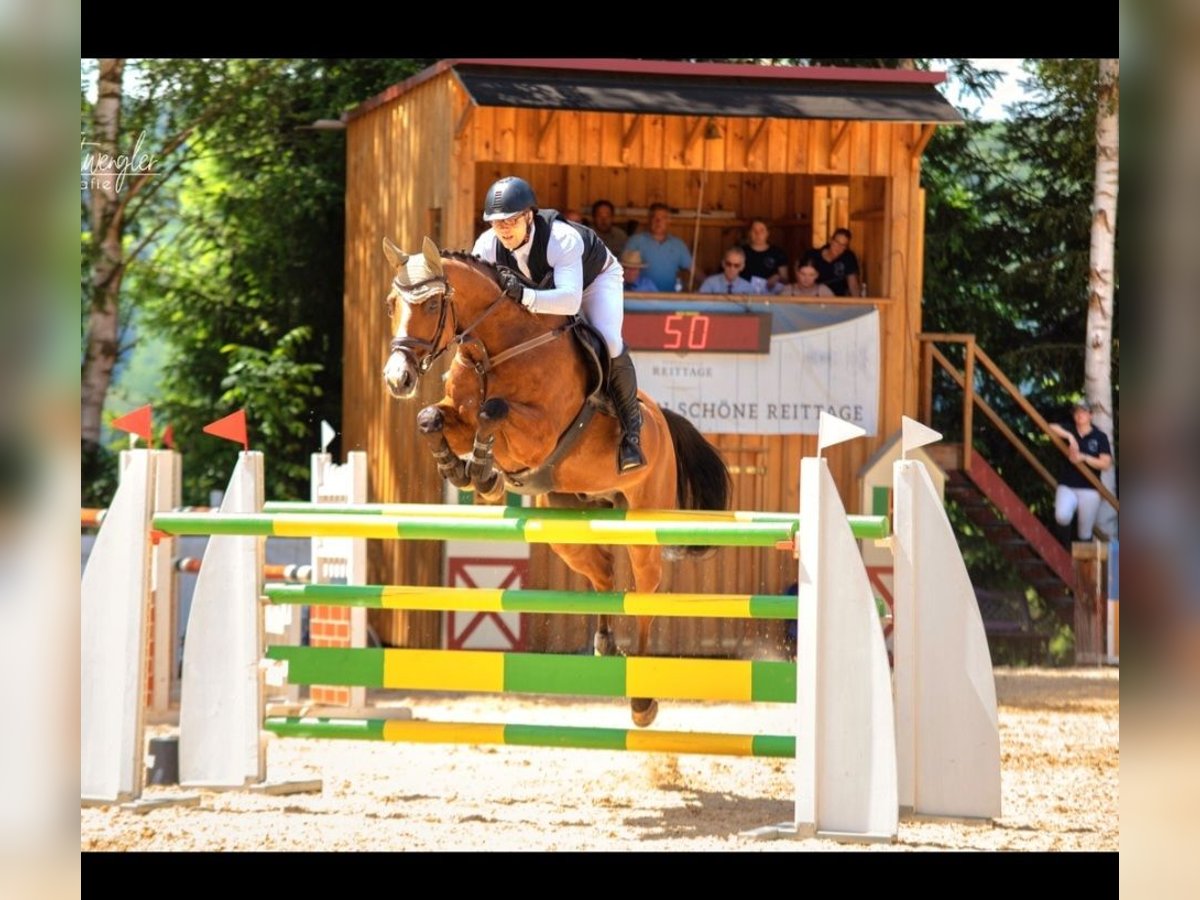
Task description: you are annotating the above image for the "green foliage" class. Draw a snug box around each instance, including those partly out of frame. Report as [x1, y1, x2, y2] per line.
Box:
[920, 60, 1119, 644]
[81, 439, 120, 509]
[924, 60, 1118, 411]
[219, 327, 325, 493]
[82, 58, 432, 504]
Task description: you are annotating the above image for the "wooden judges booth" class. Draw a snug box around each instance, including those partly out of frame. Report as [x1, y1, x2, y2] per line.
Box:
[340, 58, 962, 653]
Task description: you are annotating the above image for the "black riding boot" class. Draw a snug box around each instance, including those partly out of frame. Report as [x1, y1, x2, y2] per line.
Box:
[608, 347, 647, 472]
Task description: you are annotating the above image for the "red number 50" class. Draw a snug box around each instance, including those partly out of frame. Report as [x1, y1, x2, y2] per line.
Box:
[663, 314, 710, 351]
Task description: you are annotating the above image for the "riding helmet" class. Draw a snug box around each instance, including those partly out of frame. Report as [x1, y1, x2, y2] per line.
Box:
[482, 176, 537, 221]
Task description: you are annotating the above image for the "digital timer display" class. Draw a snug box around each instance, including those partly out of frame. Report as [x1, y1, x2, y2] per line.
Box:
[622, 311, 773, 354]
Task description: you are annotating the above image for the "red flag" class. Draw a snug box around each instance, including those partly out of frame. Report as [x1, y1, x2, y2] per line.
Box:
[111, 404, 153, 446]
[203, 409, 249, 451]
[161, 424, 175, 450]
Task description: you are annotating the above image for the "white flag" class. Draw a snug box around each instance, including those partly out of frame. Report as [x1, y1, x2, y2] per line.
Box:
[817, 410, 866, 454]
[901, 416, 942, 457]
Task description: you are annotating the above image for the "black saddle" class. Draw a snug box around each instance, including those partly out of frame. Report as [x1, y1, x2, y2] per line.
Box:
[569, 317, 615, 417]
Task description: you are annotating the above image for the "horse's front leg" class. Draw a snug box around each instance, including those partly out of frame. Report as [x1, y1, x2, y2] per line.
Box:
[466, 398, 509, 502]
[417, 404, 470, 488]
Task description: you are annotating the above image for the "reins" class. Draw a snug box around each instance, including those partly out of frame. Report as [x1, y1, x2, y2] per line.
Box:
[389, 261, 575, 391]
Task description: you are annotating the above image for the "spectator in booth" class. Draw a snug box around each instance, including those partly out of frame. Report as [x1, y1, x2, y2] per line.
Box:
[620, 249, 659, 292]
[590, 199, 628, 255]
[781, 260, 834, 297]
[801, 227, 861, 297]
[1048, 398, 1113, 543]
[740, 218, 790, 292]
[698, 247, 755, 294]
[623, 202, 694, 292]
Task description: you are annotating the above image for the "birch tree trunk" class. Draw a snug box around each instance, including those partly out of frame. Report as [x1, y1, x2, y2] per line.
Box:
[81, 58, 125, 448]
[1087, 58, 1119, 535]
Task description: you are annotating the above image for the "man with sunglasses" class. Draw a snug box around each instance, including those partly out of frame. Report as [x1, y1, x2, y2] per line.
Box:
[698, 247, 756, 294]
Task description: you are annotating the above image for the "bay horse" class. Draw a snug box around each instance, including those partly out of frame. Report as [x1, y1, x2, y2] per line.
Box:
[381, 237, 730, 727]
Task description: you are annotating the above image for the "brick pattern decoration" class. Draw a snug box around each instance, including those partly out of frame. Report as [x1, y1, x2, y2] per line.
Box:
[309, 604, 353, 706]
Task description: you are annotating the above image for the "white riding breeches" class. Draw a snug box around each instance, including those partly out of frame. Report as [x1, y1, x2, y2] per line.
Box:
[1055, 484, 1103, 540]
[580, 263, 627, 357]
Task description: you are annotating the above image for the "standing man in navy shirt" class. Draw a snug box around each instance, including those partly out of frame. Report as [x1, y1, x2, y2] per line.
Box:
[1048, 398, 1113, 542]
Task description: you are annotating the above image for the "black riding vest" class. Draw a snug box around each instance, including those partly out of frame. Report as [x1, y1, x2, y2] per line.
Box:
[494, 209, 610, 289]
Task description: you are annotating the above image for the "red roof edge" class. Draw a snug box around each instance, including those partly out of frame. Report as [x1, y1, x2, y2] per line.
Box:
[456, 58, 946, 85]
[347, 57, 947, 121]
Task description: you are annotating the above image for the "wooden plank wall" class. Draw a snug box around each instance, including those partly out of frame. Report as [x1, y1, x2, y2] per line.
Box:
[342, 75, 472, 647]
[345, 78, 932, 654]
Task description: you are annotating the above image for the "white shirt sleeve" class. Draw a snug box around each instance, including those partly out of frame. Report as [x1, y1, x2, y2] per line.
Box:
[526, 221, 584, 315]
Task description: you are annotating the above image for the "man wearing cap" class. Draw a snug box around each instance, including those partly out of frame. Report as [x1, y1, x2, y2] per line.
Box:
[1048, 399, 1113, 542]
[471, 175, 646, 472]
[620, 249, 658, 292]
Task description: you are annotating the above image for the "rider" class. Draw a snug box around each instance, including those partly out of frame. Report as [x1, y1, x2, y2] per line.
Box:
[471, 176, 646, 473]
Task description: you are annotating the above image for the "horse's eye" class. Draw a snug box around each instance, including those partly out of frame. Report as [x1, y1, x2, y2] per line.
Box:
[424, 297, 441, 313]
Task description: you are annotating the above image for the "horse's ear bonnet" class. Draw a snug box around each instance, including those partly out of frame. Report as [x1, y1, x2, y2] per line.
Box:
[422, 236, 444, 276]
[382, 236, 408, 268]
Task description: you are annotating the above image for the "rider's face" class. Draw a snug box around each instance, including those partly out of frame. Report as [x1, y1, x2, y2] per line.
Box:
[491, 210, 531, 250]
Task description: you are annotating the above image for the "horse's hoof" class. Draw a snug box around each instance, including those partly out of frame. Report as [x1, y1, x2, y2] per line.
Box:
[475, 474, 505, 503]
[631, 698, 658, 728]
[593, 629, 618, 657]
[417, 405, 445, 435]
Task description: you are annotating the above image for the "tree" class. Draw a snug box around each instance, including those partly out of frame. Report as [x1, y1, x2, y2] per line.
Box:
[81, 59, 126, 452]
[81, 59, 285, 452]
[1088, 58, 1119, 536]
[81, 59, 432, 503]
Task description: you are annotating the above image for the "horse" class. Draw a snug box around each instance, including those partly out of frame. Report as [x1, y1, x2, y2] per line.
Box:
[381, 236, 730, 727]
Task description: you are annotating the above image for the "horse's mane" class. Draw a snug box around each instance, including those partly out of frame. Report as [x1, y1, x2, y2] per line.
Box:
[441, 249, 502, 284]
[440, 248, 544, 309]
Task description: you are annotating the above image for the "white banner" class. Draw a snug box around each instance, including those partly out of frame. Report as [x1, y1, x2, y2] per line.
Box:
[634, 309, 879, 436]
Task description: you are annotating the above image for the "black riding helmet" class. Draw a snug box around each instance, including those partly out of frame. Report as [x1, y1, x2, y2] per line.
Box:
[482, 176, 537, 221]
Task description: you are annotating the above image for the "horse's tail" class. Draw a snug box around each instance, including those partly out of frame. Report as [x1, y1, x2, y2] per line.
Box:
[661, 408, 731, 559]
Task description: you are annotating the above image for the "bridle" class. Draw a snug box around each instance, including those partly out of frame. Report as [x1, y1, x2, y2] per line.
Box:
[386, 263, 572, 388]
[387, 273, 459, 375]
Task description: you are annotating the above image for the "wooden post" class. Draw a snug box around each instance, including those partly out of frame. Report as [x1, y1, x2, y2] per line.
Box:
[1072, 541, 1109, 666]
[962, 338, 975, 471]
[920, 340, 933, 424]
